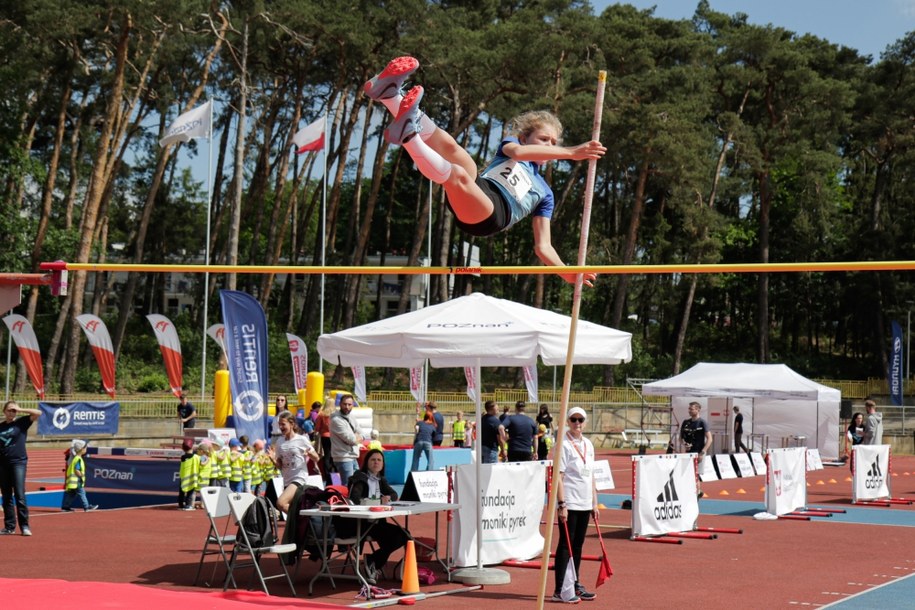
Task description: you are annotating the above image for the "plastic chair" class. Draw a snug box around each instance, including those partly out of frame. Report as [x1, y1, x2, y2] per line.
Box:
[193, 486, 237, 587]
[224, 493, 298, 596]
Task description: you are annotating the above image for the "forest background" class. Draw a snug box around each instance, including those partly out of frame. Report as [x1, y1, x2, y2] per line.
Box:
[1, 0, 913, 398]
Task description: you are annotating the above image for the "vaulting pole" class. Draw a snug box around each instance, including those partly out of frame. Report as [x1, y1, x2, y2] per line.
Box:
[537, 70, 607, 609]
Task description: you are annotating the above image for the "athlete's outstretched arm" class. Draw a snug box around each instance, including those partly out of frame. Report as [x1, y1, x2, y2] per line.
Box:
[532, 217, 596, 287]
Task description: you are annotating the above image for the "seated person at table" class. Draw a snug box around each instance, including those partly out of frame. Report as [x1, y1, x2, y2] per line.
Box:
[341, 449, 408, 581]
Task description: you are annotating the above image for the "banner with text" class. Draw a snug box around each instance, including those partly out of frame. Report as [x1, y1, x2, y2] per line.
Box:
[37, 402, 119, 436]
[220, 290, 269, 443]
[852, 444, 891, 502]
[765, 447, 807, 515]
[286, 332, 309, 393]
[146, 314, 183, 397]
[3, 314, 45, 398]
[450, 462, 545, 567]
[632, 454, 699, 537]
[889, 320, 903, 406]
[86, 457, 179, 492]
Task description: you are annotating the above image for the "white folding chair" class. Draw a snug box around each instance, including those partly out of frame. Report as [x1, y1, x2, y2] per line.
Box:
[193, 486, 237, 587]
[224, 493, 298, 596]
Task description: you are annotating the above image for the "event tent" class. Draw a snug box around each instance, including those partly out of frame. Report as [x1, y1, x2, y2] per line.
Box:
[641, 362, 841, 458]
[317, 292, 632, 572]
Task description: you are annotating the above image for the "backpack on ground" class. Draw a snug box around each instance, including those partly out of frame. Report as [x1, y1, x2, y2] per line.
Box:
[237, 495, 276, 549]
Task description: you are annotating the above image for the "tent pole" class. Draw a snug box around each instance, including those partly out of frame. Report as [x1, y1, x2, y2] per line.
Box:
[537, 71, 607, 609]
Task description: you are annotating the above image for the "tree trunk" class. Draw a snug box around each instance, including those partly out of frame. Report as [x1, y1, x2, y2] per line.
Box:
[226, 21, 249, 292]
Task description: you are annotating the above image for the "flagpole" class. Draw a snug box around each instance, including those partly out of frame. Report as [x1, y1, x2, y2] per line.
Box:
[319, 115, 328, 373]
[200, 99, 214, 404]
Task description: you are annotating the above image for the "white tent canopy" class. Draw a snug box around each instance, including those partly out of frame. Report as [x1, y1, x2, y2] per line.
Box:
[642, 363, 841, 458]
[317, 292, 632, 368]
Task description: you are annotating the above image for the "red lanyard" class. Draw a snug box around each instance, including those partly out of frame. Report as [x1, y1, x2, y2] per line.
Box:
[567, 433, 587, 464]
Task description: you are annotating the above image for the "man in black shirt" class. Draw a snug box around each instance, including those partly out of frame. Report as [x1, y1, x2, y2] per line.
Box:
[680, 402, 711, 456]
[504, 401, 538, 462]
[177, 395, 196, 429]
[733, 406, 749, 454]
[480, 400, 506, 464]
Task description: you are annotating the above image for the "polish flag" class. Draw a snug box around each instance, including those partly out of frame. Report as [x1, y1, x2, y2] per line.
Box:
[3, 314, 45, 398]
[292, 116, 325, 153]
[76, 314, 117, 398]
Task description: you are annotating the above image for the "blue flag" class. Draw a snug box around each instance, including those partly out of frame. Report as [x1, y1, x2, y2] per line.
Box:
[889, 320, 903, 406]
[220, 290, 270, 442]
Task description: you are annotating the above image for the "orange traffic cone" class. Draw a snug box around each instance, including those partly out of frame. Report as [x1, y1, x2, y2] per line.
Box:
[400, 539, 420, 594]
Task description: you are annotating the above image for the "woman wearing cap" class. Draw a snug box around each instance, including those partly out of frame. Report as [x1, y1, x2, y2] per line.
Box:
[0, 401, 41, 536]
[553, 406, 599, 603]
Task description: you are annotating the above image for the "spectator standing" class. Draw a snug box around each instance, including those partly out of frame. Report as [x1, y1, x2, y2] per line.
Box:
[480, 400, 507, 464]
[536, 403, 554, 437]
[411, 411, 436, 472]
[177, 394, 196, 429]
[733, 406, 749, 454]
[505, 401, 538, 462]
[269, 395, 290, 447]
[863, 399, 883, 445]
[426, 401, 445, 447]
[0, 401, 42, 535]
[314, 398, 336, 485]
[330, 394, 364, 485]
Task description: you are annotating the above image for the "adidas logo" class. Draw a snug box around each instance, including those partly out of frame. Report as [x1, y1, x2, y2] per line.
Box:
[653, 470, 683, 520]
[864, 458, 884, 489]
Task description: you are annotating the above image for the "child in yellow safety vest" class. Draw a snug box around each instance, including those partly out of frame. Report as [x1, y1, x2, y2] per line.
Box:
[250, 439, 271, 496]
[239, 435, 253, 493]
[178, 438, 199, 510]
[61, 439, 98, 512]
[368, 429, 384, 452]
[212, 439, 230, 488]
[536, 423, 553, 461]
[228, 438, 245, 492]
[195, 439, 213, 507]
[452, 412, 467, 448]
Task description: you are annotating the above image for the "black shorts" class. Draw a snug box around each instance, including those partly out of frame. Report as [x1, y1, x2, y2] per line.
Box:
[448, 178, 511, 237]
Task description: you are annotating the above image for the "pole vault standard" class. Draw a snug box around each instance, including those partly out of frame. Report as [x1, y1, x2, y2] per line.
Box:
[39, 259, 915, 276]
[536, 70, 607, 610]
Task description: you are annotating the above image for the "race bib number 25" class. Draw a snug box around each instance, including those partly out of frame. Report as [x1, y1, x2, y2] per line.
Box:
[487, 159, 533, 201]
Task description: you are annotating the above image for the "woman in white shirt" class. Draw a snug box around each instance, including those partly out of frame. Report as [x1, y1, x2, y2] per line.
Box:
[269, 411, 319, 513]
[553, 406, 599, 603]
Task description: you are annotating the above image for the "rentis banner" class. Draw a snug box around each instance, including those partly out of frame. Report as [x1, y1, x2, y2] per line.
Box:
[889, 320, 903, 406]
[37, 402, 119, 436]
[220, 290, 269, 443]
[2, 314, 45, 398]
[146, 314, 183, 397]
[86, 457, 179, 493]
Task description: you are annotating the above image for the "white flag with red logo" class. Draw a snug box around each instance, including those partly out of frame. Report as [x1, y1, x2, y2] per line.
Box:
[76, 314, 116, 398]
[146, 314, 183, 397]
[207, 323, 227, 357]
[464, 367, 477, 402]
[3, 314, 45, 398]
[286, 332, 309, 392]
[409, 366, 425, 403]
[292, 116, 325, 153]
[352, 365, 367, 403]
[522, 364, 538, 403]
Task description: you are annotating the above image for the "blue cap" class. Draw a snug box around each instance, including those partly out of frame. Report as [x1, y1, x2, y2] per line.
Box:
[229, 438, 242, 448]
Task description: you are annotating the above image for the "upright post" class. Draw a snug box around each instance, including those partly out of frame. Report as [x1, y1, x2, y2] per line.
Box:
[537, 70, 607, 609]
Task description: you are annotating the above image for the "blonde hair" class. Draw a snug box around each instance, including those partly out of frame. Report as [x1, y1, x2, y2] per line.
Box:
[510, 111, 563, 142]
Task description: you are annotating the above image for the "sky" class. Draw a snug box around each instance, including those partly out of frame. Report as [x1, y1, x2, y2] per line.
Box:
[594, 0, 915, 62]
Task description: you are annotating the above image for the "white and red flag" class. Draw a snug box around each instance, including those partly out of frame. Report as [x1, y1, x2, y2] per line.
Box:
[523, 364, 538, 403]
[2, 314, 45, 398]
[409, 366, 425, 403]
[352, 365, 367, 403]
[207, 323, 227, 358]
[464, 367, 477, 402]
[292, 116, 325, 154]
[75, 314, 116, 398]
[286, 332, 309, 393]
[146, 314, 183, 397]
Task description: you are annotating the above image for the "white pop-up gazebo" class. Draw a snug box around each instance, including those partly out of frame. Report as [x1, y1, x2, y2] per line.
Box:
[642, 362, 841, 458]
[317, 292, 632, 581]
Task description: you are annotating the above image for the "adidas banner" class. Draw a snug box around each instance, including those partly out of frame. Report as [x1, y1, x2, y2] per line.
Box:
[852, 444, 890, 502]
[449, 461, 546, 567]
[632, 454, 699, 537]
[37, 402, 119, 436]
[764, 447, 807, 515]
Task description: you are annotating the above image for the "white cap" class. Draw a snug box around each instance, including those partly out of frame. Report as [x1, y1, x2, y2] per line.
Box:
[71, 439, 88, 453]
[568, 407, 587, 421]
